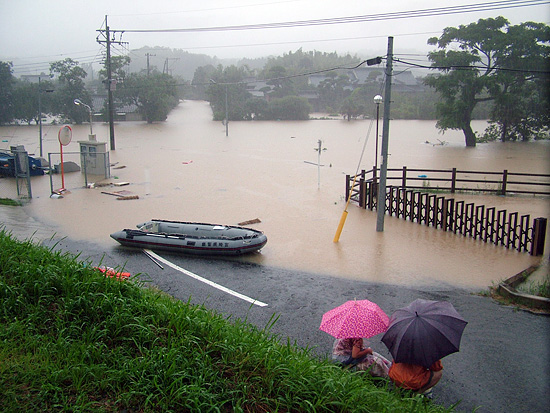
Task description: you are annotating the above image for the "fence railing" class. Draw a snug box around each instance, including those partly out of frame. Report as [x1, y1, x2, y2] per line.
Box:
[366, 166, 550, 196]
[0, 147, 33, 201]
[345, 168, 548, 256]
[47, 151, 110, 194]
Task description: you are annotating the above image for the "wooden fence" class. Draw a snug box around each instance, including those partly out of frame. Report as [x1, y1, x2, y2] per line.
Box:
[346, 168, 548, 256]
[370, 166, 550, 196]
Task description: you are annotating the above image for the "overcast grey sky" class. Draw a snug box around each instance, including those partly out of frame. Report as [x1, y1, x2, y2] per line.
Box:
[1, 0, 548, 75]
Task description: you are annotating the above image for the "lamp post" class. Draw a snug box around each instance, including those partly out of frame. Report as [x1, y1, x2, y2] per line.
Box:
[38, 77, 44, 157]
[373, 95, 383, 184]
[73, 99, 93, 137]
[36, 76, 53, 158]
[209, 79, 228, 136]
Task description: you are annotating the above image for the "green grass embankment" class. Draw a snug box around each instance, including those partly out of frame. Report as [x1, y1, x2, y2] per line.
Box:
[0, 230, 451, 412]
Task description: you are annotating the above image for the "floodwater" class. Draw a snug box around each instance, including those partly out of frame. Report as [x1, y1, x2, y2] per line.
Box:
[1, 100, 549, 289]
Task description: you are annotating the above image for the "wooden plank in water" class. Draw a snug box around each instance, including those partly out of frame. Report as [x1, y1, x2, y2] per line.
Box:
[238, 218, 261, 225]
[101, 190, 134, 197]
[117, 195, 139, 200]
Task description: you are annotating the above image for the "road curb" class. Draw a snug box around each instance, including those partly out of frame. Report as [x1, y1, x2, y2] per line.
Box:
[496, 265, 550, 312]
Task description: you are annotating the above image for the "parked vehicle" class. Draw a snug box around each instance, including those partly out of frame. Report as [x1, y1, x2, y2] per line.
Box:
[0, 150, 44, 177]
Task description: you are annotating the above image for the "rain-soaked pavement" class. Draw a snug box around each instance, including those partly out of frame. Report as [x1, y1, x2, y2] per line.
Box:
[1, 204, 548, 413]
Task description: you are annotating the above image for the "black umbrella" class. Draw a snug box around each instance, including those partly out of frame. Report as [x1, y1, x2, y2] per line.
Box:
[381, 299, 468, 368]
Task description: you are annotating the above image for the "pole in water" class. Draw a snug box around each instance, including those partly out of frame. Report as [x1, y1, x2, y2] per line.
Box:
[333, 173, 360, 243]
[333, 210, 348, 243]
[60, 142, 65, 190]
[57, 125, 72, 191]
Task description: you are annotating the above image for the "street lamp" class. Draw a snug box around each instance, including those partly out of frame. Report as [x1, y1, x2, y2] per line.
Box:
[36, 75, 53, 158]
[73, 99, 93, 136]
[373, 95, 383, 183]
[209, 79, 228, 136]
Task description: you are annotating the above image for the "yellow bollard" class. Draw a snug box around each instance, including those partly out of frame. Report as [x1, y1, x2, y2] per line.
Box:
[333, 210, 348, 243]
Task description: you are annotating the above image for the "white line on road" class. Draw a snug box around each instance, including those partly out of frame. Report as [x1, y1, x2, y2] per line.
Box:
[144, 250, 268, 307]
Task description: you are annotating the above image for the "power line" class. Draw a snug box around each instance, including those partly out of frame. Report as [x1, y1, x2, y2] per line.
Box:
[394, 58, 550, 74]
[147, 31, 441, 53]
[109, 0, 302, 17]
[116, 0, 549, 33]
[196, 59, 374, 87]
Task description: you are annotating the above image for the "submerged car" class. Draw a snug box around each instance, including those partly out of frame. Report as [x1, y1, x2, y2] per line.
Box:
[0, 150, 44, 177]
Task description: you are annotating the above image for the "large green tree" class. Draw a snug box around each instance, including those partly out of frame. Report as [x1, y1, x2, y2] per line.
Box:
[206, 65, 253, 121]
[267, 96, 311, 120]
[318, 71, 351, 113]
[12, 82, 38, 125]
[120, 73, 178, 123]
[49, 58, 89, 123]
[488, 22, 550, 141]
[0, 61, 15, 124]
[191, 64, 217, 100]
[425, 17, 550, 146]
[98, 55, 131, 85]
[340, 95, 365, 121]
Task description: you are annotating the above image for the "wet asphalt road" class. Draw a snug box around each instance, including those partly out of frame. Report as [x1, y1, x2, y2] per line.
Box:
[1, 204, 548, 413]
[37, 235, 550, 413]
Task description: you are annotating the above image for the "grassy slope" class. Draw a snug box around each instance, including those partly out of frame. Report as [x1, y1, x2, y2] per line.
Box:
[0, 230, 451, 412]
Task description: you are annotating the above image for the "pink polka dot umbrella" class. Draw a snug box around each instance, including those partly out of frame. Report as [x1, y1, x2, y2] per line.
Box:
[319, 300, 390, 339]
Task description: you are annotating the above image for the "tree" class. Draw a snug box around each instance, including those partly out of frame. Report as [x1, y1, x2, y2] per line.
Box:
[0, 61, 15, 124]
[425, 17, 550, 146]
[487, 22, 550, 141]
[120, 73, 179, 123]
[98, 55, 131, 85]
[264, 65, 295, 98]
[243, 97, 269, 120]
[191, 64, 217, 100]
[49, 58, 89, 123]
[11, 78, 55, 125]
[206, 65, 252, 121]
[267, 96, 311, 120]
[318, 71, 351, 113]
[12, 82, 38, 125]
[340, 96, 364, 121]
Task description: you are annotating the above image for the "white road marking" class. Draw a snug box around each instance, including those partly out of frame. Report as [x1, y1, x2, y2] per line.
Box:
[144, 249, 268, 307]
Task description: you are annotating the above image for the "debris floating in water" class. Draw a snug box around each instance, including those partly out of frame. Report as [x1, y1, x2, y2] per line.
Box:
[238, 218, 261, 225]
[101, 190, 134, 197]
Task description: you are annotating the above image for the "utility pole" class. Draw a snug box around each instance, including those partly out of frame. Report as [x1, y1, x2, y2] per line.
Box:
[376, 37, 394, 232]
[97, 15, 126, 150]
[163, 58, 178, 76]
[146, 53, 155, 76]
[224, 84, 228, 137]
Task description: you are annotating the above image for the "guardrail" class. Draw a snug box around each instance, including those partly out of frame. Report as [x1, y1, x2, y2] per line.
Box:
[345, 167, 548, 256]
[366, 166, 550, 196]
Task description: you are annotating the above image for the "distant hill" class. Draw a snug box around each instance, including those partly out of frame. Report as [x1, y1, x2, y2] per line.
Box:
[126, 46, 268, 80]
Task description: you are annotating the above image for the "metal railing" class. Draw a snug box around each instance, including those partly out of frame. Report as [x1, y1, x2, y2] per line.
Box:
[47, 151, 110, 194]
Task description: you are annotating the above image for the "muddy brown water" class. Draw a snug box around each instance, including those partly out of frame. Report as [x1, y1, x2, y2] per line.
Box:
[1, 100, 549, 289]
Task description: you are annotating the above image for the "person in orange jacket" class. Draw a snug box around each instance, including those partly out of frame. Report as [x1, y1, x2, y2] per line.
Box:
[388, 359, 443, 396]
